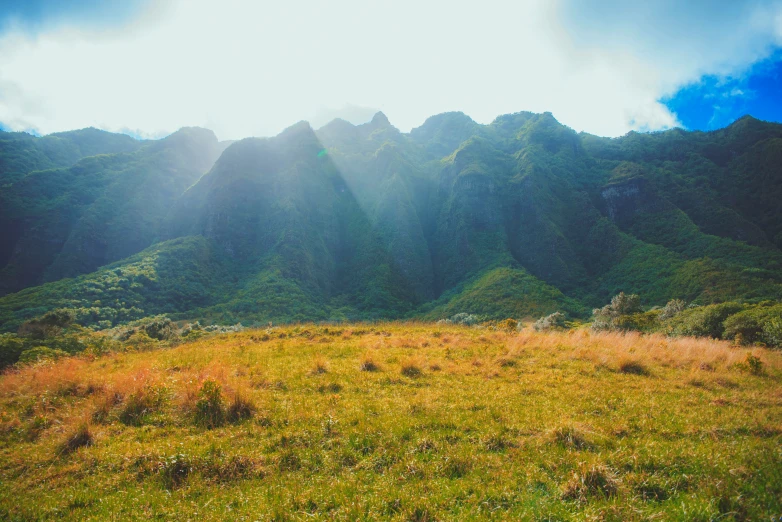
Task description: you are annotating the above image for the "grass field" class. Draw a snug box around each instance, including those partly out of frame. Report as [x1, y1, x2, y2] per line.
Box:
[0, 323, 780, 521]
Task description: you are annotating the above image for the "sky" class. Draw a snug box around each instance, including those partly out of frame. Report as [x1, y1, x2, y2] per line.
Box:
[0, 0, 781, 140]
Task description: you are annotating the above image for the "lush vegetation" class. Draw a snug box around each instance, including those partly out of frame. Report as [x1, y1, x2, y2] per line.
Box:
[1, 113, 782, 343]
[0, 323, 779, 520]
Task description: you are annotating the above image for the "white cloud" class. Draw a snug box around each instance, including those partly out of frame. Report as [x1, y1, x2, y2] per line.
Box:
[0, 0, 780, 139]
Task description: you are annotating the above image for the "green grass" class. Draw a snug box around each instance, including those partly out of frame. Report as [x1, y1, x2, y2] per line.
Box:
[0, 323, 780, 520]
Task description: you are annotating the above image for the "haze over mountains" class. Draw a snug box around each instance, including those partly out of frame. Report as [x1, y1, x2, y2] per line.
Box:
[1, 111, 781, 331]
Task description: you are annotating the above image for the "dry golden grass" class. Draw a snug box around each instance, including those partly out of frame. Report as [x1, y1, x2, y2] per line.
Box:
[0, 323, 780, 520]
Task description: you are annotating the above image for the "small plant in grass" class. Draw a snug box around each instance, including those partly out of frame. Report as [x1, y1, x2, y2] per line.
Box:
[158, 454, 191, 490]
[278, 450, 302, 472]
[481, 433, 512, 452]
[92, 391, 123, 424]
[226, 392, 255, 423]
[745, 353, 764, 375]
[562, 463, 619, 501]
[553, 426, 591, 450]
[310, 356, 328, 375]
[317, 382, 342, 393]
[440, 456, 471, 478]
[119, 385, 167, 426]
[194, 379, 225, 429]
[26, 414, 51, 442]
[401, 360, 422, 377]
[617, 358, 649, 376]
[60, 424, 93, 455]
[359, 356, 380, 372]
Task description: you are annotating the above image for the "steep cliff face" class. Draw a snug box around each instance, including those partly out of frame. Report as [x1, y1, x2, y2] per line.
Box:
[601, 177, 662, 223]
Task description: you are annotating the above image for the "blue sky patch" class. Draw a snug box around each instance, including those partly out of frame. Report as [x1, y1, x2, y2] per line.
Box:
[0, 0, 148, 32]
[664, 51, 782, 131]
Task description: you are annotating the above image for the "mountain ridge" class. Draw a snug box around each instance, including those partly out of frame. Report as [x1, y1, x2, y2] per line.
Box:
[0, 110, 781, 331]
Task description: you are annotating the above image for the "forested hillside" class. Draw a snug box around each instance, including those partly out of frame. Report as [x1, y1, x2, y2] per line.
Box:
[1, 112, 781, 331]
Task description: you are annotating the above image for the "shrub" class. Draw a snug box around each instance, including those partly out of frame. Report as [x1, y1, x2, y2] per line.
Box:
[723, 303, 782, 346]
[116, 316, 176, 342]
[194, 379, 225, 429]
[0, 334, 27, 368]
[592, 292, 642, 331]
[143, 318, 176, 341]
[495, 318, 518, 331]
[533, 312, 567, 331]
[18, 309, 75, 339]
[763, 318, 782, 347]
[660, 299, 687, 319]
[17, 346, 69, 365]
[745, 353, 764, 375]
[666, 302, 746, 339]
[448, 313, 480, 326]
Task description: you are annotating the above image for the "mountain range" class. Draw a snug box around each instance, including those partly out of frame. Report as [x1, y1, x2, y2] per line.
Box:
[1, 111, 781, 331]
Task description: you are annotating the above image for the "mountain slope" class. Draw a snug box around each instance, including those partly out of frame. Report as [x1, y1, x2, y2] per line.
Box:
[0, 127, 226, 295]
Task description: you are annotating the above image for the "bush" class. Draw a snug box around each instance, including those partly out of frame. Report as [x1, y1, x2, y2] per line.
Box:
[533, 312, 566, 331]
[17, 346, 69, 365]
[763, 318, 782, 347]
[660, 299, 687, 319]
[745, 353, 764, 375]
[116, 316, 176, 342]
[0, 334, 27, 367]
[592, 292, 643, 331]
[143, 318, 176, 341]
[723, 312, 764, 345]
[496, 318, 519, 331]
[446, 313, 480, 326]
[666, 302, 745, 339]
[723, 303, 782, 346]
[18, 309, 75, 339]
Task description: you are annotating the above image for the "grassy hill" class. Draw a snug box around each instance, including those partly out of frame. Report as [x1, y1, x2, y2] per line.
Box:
[0, 323, 779, 520]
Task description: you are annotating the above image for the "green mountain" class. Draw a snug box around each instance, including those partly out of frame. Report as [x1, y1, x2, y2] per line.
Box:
[0, 127, 228, 295]
[1, 112, 781, 331]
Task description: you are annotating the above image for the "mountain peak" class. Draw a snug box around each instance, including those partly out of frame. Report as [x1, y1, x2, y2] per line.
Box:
[370, 111, 390, 127]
